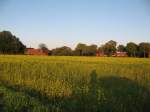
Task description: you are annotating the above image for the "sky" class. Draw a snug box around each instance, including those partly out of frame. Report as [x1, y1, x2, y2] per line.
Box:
[0, 0, 150, 49]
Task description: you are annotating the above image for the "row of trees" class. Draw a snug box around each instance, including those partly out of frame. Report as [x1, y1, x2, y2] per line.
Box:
[0, 31, 150, 57]
[40, 40, 150, 57]
[98, 40, 150, 57]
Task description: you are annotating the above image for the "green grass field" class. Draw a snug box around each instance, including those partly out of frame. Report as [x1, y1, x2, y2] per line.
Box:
[0, 55, 150, 112]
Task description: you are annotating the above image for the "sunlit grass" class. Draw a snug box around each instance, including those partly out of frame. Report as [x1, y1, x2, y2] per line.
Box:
[0, 55, 150, 112]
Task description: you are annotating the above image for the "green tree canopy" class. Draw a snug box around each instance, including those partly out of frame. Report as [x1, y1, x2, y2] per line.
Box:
[52, 46, 72, 56]
[117, 45, 126, 52]
[126, 42, 138, 57]
[139, 42, 150, 57]
[87, 44, 97, 56]
[103, 40, 117, 56]
[38, 43, 49, 53]
[75, 43, 87, 56]
[0, 31, 26, 54]
[74, 43, 97, 56]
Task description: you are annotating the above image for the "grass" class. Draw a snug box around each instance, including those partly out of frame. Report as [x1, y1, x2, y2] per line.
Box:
[0, 82, 48, 112]
[0, 55, 150, 112]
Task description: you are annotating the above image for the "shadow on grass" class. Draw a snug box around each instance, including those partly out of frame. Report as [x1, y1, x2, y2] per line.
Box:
[95, 74, 150, 112]
[0, 92, 4, 111]
[1, 70, 150, 112]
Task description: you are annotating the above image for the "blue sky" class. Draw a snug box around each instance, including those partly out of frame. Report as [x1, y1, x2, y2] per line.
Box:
[0, 0, 150, 49]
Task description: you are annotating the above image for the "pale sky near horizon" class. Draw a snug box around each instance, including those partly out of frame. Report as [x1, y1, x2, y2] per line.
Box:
[0, 0, 150, 49]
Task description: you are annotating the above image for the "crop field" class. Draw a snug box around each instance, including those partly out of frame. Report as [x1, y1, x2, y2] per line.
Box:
[0, 55, 150, 112]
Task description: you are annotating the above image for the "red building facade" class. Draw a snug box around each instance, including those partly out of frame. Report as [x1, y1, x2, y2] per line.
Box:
[25, 48, 48, 56]
[149, 52, 150, 58]
[115, 51, 128, 57]
[96, 51, 128, 57]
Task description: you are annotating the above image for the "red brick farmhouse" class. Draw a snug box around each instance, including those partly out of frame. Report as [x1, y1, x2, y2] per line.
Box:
[25, 48, 48, 56]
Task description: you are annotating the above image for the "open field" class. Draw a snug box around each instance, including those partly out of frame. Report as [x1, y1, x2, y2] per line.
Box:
[0, 55, 150, 112]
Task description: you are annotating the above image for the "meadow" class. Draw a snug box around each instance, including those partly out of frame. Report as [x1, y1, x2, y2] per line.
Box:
[0, 55, 150, 112]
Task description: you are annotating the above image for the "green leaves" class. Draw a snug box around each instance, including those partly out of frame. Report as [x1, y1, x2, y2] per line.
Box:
[0, 31, 26, 54]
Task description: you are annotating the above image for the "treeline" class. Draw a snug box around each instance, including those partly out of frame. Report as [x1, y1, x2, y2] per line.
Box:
[44, 40, 150, 58]
[0, 31, 150, 57]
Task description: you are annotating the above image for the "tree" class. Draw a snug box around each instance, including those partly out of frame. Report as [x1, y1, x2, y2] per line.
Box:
[0, 31, 26, 54]
[98, 45, 105, 53]
[87, 44, 97, 56]
[139, 42, 150, 58]
[126, 42, 138, 57]
[117, 45, 126, 52]
[39, 43, 48, 50]
[38, 43, 49, 53]
[48, 50, 52, 56]
[52, 46, 72, 56]
[75, 43, 87, 56]
[74, 43, 97, 56]
[103, 40, 117, 56]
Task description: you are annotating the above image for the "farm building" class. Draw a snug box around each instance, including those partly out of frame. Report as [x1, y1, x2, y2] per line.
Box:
[96, 51, 106, 57]
[25, 48, 48, 56]
[96, 51, 128, 57]
[115, 51, 128, 57]
[149, 52, 150, 58]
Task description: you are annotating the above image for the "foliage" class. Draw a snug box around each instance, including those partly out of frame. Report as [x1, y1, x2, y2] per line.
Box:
[117, 44, 126, 52]
[51, 46, 72, 56]
[38, 43, 49, 55]
[74, 43, 97, 56]
[39, 43, 48, 51]
[138, 42, 150, 57]
[85, 44, 97, 56]
[126, 42, 138, 57]
[102, 40, 117, 56]
[74, 43, 87, 56]
[0, 31, 26, 54]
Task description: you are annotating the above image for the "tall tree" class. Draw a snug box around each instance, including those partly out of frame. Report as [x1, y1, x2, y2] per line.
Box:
[87, 44, 97, 56]
[117, 45, 126, 52]
[139, 42, 150, 58]
[38, 43, 49, 53]
[75, 43, 87, 56]
[0, 31, 26, 54]
[74, 43, 97, 56]
[103, 40, 117, 56]
[126, 42, 138, 57]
